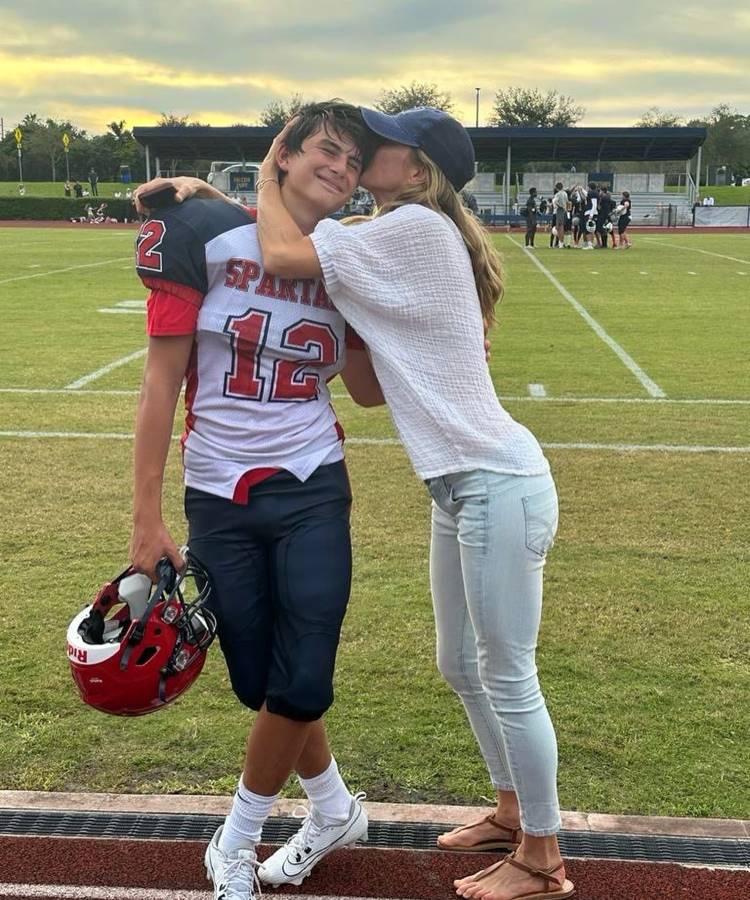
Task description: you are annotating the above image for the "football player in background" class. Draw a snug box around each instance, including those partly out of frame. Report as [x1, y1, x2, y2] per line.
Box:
[615, 190, 632, 249]
[131, 101, 380, 900]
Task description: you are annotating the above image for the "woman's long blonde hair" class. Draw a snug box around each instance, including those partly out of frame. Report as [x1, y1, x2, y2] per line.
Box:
[373, 150, 504, 326]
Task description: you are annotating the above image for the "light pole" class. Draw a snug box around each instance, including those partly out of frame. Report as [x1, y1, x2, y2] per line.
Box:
[475, 87, 481, 127]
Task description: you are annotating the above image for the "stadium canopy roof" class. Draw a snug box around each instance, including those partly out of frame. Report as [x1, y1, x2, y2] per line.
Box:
[133, 125, 707, 171]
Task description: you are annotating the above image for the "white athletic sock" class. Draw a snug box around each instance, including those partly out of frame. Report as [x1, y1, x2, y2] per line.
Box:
[218, 777, 279, 853]
[298, 757, 353, 823]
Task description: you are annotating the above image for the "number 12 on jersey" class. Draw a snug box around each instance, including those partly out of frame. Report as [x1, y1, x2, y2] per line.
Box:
[223, 308, 339, 403]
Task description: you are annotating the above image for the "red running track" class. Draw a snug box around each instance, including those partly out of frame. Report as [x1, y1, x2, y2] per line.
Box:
[1, 835, 748, 900]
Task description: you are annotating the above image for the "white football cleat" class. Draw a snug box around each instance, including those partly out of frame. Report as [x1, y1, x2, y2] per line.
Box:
[258, 792, 368, 886]
[205, 825, 260, 900]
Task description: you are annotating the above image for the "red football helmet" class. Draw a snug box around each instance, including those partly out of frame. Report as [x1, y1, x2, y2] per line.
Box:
[67, 551, 216, 716]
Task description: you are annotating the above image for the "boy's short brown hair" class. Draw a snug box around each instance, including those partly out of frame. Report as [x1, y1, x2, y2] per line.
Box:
[282, 100, 376, 171]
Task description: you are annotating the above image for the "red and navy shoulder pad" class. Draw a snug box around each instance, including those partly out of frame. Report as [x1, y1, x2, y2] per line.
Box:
[135, 198, 254, 296]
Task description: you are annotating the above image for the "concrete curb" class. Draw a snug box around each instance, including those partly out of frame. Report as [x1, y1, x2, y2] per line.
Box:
[2, 791, 747, 840]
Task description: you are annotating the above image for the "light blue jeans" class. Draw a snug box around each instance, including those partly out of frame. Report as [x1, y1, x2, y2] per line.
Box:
[427, 469, 561, 835]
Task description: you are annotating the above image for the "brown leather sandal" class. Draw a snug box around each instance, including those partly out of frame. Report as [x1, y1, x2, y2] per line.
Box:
[465, 851, 575, 899]
[438, 813, 522, 852]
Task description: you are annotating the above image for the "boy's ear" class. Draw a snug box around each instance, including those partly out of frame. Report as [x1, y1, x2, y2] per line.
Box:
[276, 141, 292, 173]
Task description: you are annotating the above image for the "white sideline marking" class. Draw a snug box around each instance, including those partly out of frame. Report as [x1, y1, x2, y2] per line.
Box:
[507, 237, 666, 398]
[688, 271, 697, 275]
[1, 431, 747, 455]
[3, 389, 749, 406]
[738, 271, 747, 275]
[644, 238, 750, 266]
[0, 887, 381, 900]
[639, 271, 648, 275]
[65, 348, 147, 389]
[27, 264, 41, 268]
[98, 308, 146, 315]
[528, 384, 547, 397]
[0, 257, 132, 286]
[116, 300, 146, 308]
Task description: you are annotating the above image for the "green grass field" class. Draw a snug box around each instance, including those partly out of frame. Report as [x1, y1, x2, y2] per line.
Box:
[0, 181, 134, 199]
[1, 226, 748, 818]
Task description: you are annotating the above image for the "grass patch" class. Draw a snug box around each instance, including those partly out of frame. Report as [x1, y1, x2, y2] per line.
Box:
[1, 227, 749, 818]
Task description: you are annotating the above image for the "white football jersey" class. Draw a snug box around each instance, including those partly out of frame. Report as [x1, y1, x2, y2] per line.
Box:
[136, 199, 350, 501]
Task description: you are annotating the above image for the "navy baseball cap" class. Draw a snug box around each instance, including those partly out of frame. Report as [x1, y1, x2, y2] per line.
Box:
[359, 106, 476, 192]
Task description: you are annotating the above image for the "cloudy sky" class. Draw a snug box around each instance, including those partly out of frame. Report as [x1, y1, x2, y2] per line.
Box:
[1, 0, 748, 135]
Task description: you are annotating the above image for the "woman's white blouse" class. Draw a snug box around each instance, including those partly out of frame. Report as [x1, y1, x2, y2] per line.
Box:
[310, 204, 549, 481]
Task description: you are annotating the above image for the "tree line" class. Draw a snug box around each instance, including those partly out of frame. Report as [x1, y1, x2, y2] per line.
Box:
[2, 86, 748, 183]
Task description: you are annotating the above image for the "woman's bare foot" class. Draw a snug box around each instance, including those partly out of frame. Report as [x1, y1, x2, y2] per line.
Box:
[456, 851, 572, 900]
[454, 858, 504, 891]
[440, 813, 522, 852]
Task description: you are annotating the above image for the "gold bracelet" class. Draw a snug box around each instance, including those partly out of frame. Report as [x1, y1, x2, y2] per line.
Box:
[256, 177, 279, 191]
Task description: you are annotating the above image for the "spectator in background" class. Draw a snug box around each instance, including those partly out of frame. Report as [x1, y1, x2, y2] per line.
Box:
[523, 187, 538, 248]
[18, 184, 26, 196]
[88, 168, 99, 197]
[64, 181, 72, 197]
[73, 180, 84, 198]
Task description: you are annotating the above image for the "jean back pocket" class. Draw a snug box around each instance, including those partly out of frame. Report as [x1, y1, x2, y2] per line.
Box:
[522, 482, 559, 557]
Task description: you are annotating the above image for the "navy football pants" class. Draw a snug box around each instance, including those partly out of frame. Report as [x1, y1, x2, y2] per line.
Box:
[185, 461, 352, 721]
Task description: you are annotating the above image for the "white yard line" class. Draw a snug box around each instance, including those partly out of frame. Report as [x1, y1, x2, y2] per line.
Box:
[1, 431, 747, 454]
[3, 389, 749, 405]
[506, 236, 666, 398]
[0, 257, 132, 287]
[98, 308, 146, 315]
[64, 348, 147, 390]
[643, 238, 750, 266]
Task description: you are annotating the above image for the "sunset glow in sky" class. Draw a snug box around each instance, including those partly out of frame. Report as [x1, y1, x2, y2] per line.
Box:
[1, 0, 747, 135]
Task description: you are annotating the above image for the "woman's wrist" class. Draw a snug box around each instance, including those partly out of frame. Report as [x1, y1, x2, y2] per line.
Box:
[256, 176, 279, 192]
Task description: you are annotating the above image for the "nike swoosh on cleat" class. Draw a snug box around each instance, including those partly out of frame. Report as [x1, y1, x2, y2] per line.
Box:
[279, 811, 365, 876]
